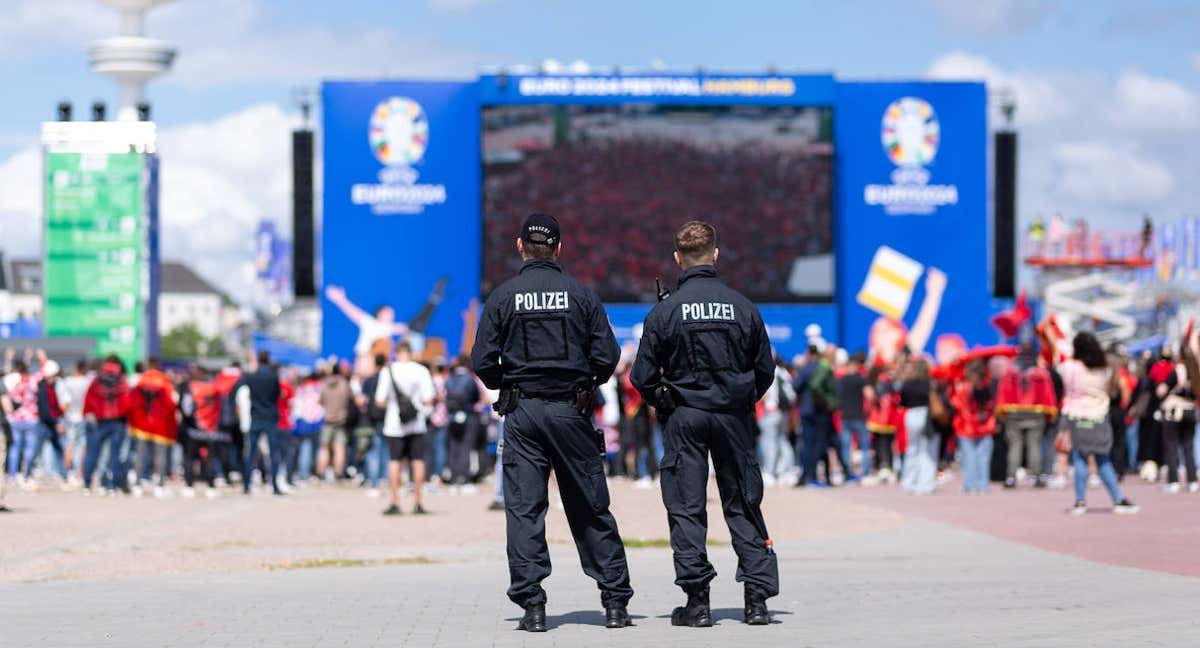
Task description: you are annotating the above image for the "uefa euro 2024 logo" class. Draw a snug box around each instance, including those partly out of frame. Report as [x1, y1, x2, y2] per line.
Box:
[369, 97, 429, 166]
[865, 96, 957, 215]
[352, 96, 446, 215]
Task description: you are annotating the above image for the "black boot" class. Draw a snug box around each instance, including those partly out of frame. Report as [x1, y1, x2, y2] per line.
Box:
[744, 590, 771, 625]
[517, 604, 547, 632]
[670, 589, 712, 628]
[605, 604, 632, 629]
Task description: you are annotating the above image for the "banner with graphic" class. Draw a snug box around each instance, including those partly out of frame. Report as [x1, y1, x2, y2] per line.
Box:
[834, 81, 989, 355]
[321, 81, 480, 359]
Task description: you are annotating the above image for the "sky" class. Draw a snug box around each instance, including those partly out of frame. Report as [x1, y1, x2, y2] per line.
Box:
[1, 0, 1198, 301]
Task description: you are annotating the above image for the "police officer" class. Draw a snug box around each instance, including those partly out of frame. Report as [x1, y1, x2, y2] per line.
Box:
[630, 220, 778, 627]
[471, 213, 634, 632]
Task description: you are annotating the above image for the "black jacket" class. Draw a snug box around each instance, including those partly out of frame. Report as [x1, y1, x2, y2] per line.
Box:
[236, 366, 281, 427]
[631, 265, 774, 412]
[471, 259, 620, 392]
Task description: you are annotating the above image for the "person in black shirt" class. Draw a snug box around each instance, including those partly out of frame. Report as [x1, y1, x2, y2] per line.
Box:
[631, 221, 778, 628]
[236, 350, 283, 495]
[471, 213, 633, 632]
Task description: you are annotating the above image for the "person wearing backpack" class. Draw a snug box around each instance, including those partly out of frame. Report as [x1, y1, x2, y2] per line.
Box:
[996, 345, 1058, 489]
[82, 356, 131, 494]
[374, 342, 435, 515]
[444, 355, 482, 491]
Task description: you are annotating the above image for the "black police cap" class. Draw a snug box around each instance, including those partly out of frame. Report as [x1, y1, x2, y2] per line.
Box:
[521, 213, 560, 246]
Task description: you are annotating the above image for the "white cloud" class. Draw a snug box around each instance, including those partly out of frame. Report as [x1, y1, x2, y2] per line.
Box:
[1052, 141, 1174, 206]
[926, 51, 1072, 125]
[1107, 70, 1200, 130]
[429, 0, 495, 13]
[0, 0, 110, 57]
[925, 0, 1059, 35]
[150, 0, 486, 88]
[0, 103, 294, 303]
[0, 147, 42, 258]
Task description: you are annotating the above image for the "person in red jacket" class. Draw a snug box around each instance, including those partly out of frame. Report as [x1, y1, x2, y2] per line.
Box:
[81, 356, 131, 494]
[952, 359, 997, 493]
[128, 358, 179, 497]
[996, 344, 1058, 488]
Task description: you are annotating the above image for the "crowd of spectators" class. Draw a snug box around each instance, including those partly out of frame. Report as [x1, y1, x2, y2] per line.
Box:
[7, 311, 1198, 516]
[0, 346, 504, 515]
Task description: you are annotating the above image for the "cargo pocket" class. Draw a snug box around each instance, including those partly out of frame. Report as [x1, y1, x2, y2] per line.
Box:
[502, 454, 521, 506]
[585, 456, 610, 513]
[657, 452, 681, 511]
[741, 454, 764, 507]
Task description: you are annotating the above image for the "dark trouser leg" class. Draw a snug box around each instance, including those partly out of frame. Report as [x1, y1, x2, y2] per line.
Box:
[448, 420, 468, 484]
[541, 400, 633, 608]
[660, 407, 718, 594]
[183, 436, 199, 488]
[1163, 421, 1181, 484]
[243, 428, 261, 492]
[502, 403, 552, 608]
[1181, 418, 1198, 483]
[265, 428, 281, 492]
[106, 423, 128, 489]
[710, 412, 779, 598]
[82, 424, 102, 488]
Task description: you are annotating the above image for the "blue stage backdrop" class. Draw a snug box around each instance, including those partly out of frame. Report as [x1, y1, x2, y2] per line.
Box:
[321, 81, 480, 358]
[834, 81, 990, 355]
[321, 75, 988, 362]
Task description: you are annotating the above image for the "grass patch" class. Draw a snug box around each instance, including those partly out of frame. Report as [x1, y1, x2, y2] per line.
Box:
[265, 556, 434, 571]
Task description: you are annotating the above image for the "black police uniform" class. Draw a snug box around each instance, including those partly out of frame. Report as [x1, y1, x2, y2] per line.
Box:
[471, 258, 634, 613]
[630, 264, 780, 600]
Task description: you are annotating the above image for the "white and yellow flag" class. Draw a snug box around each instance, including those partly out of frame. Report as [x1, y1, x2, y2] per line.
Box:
[857, 246, 924, 320]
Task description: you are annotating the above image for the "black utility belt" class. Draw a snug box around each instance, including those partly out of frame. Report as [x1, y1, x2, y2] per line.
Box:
[519, 390, 577, 403]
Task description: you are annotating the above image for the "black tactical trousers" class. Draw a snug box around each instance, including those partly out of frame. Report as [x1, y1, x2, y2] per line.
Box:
[502, 397, 633, 609]
[658, 406, 779, 598]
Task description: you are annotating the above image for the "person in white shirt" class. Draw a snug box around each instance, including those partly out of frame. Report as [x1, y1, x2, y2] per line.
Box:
[61, 360, 92, 480]
[374, 342, 436, 515]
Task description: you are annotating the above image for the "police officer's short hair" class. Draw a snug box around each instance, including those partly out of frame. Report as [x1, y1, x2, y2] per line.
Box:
[675, 221, 717, 265]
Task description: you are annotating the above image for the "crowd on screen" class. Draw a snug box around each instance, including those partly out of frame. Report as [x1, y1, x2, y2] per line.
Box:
[3, 314, 1198, 515]
[483, 138, 833, 302]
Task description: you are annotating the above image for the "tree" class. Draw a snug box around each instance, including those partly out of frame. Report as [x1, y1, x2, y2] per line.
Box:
[161, 324, 225, 360]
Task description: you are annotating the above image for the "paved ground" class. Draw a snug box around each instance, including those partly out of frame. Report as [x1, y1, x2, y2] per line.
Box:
[3, 476, 1198, 646]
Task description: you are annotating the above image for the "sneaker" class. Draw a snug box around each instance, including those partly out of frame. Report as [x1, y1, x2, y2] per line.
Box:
[1165, 482, 1182, 495]
[634, 477, 654, 490]
[460, 484, 478, 495]
[153, 486, 169, 499]
[382, 504, 402, 516]
[1047, 475, 1067, 490]
[1190, 482, 1200, 494]
[412, 504, 429, 515]
[364, 488, 381, 499]
[1068, 501, 1088, 515]
[761, 472, 777, 488]
[1003, 478, 1017, 489]
[100, 488, 112, 497]
[181, 487, 196, 499]
[1113, 499, 1140, 514]
[205, 487, 220, 499]
[82, 487, 93, 497]
[487, 500, 505, 511]
[843, 474, 861, 485]
[1087, 474, 1101, 489]
[131, 485, 144, 498]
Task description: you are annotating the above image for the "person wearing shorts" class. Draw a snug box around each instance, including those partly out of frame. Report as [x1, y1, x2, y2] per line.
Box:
[374, 342, 435, 515]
